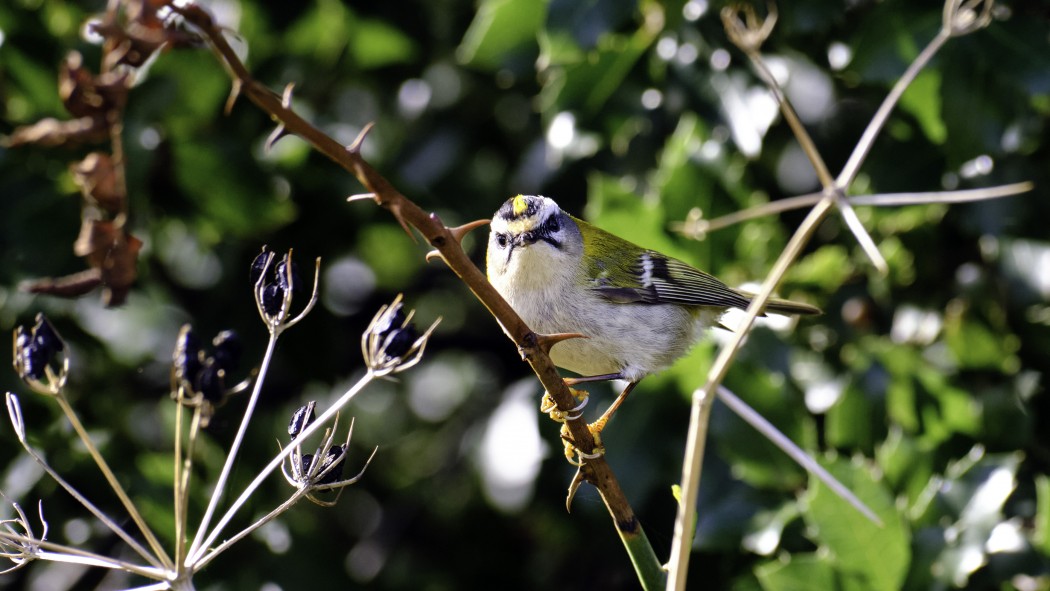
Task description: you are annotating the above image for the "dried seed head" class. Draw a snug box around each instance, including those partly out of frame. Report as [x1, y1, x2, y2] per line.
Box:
[318, 445, 346, 487]
[275, 255, 302, 294]
[173, 325, 203, 387]
[362, 295, 440, 375]
[12, 314, 67, 392]
[211, 330, 242, 373]
[288, 401, 316, 439]
[261, 284, 285, 316]
[250, 248, 272, 286]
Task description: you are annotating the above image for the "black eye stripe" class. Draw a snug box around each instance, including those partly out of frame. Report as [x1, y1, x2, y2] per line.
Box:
[536, 214, 561, 235]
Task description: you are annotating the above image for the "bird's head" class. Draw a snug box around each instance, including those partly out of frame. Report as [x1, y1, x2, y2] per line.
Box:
[486, 195, 581, 282]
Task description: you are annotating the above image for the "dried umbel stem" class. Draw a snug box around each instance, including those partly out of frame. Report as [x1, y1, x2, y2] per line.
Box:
[0, 498, 46, 575]
[720, 3, 776, 53]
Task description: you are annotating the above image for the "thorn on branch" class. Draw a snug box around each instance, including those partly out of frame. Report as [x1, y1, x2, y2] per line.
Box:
[566, 468, 586, 512]
[518, 331, 588, 361]
[427, 217, 489, 263]
[265, 124, 290, 153]
[224, 79, 243, 115]
[448, 219, 490, 245]
[534, 332, 589, 357]
[280, 83, 295, 109]
[346, 122, 375, 155]
[346, 193, 378, 203]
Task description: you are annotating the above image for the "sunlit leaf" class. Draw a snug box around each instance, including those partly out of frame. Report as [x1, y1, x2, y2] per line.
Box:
[802, 456, 910, 591]
[755, 554, 836, 591]
[786, 246, 854, 292]
[898, 69, 946, 145]
[457, 0, 545, 70]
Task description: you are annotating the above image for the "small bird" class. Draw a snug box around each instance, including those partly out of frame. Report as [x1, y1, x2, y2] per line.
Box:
[486, 194, 819, 428]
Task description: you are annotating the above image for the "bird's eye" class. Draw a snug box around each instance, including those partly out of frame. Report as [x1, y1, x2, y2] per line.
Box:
[495, 233, 509, 249]
[548, 217, 559, 232]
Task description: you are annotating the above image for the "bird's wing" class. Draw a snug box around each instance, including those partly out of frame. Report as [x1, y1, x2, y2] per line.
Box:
[590, 249, 753, 309]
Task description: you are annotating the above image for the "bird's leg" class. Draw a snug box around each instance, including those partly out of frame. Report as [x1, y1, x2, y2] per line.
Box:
[563, 372, 624, 386]
[588, 381, 638, 436]
[552, 375, 637, 466]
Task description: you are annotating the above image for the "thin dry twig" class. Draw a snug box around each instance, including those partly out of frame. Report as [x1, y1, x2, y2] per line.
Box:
[666, 2, 1011, 589]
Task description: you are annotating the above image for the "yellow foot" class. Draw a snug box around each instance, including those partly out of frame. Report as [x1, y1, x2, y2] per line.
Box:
[587, 416, 609, 439]
[560, 423, 605, 467]
[540, 388, 588, 423]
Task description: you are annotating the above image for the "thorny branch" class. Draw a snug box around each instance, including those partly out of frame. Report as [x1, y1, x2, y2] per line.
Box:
[171, 3, 643, 539]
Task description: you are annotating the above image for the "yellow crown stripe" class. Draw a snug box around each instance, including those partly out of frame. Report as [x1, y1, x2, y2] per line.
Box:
[512, 194, 529, 216]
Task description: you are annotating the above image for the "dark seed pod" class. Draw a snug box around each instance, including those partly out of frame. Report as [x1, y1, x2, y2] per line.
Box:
[383, 325, 418, 358]
[261, 284, 285, 316]
[173, 325, 203, 385]
[211, 330, 241, 373]
[288, 402, 316, 439]
[318, 445, 345, 486]
[195, 362, 225, 403]
[32, 314, 64, 355]
[250, 248, 272, 286]
[298, 454, 315, 480]
[23, 344, 49, 381]
[14, 327, 32, 355]
[375, 306, 407, 341]
[275, 255, 301, 294]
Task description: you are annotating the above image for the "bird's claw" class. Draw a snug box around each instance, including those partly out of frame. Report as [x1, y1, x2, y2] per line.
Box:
[560, 422, 605, 467]
[540, 388, 588, 423]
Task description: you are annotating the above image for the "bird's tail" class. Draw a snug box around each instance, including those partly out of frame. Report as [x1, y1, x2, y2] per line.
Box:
[732, 289, 822, 316]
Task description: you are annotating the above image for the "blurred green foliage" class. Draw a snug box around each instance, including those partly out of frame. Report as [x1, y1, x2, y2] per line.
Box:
[1, 0, 1049, 590]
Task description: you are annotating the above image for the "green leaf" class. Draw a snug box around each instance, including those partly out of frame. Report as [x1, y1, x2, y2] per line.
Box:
[712, 367, 814, 491]
[1, 47, 65, 120]
[136, 452, 175, 488]
[173, 140, 297, 238]
[538, 4, 661, 115]
[350, 18, 418, 69]
[824, 382, 882, 453]
[357, 224, 424, 289]
[1034, 475, 1050, 556]
[898, 69, 946, 144]
[651, 114, 715, 217]
[875, 427, 934, 509]
[285, 0, 352, 64]
[944, 314, 1020, 371]
[930, 450, 1021, 587]
[756, 554, 836, 591]
[286, 3, 417, 69]
[585, 172, 685, 259]
[787, 246, 854, 292]
[457, 0, 545, 70]
[802, 456, 910, 591]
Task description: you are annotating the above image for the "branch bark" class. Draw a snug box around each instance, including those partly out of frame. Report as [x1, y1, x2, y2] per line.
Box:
[174, 3, 655, 578]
